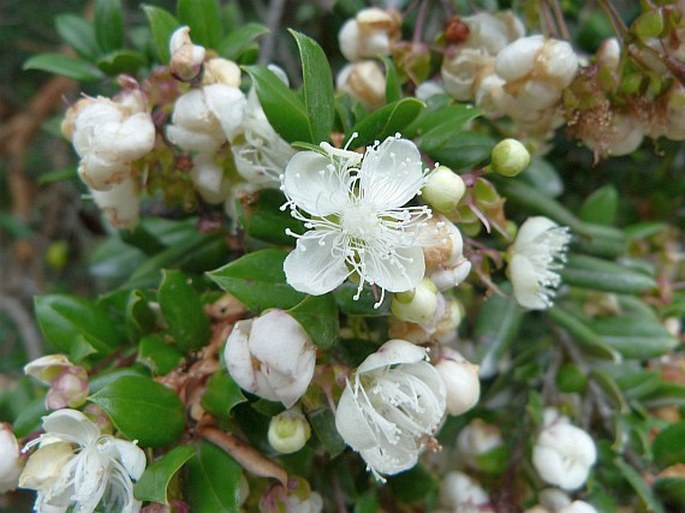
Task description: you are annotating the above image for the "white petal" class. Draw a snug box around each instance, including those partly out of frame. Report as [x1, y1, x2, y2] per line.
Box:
[513, 216, 559, 249]
[509, 253, 546, 310]
[42, 409, 99, 446]
[166, 125, 224, 154]
[357, 339, 427, 373]
[360, 137, 424, 209]
[358, 442, 419, 476]
[282, 152, 349, 216]
[364, 244, 425, 293]
[283, 232, 349, 295]
[204, 84, 246, 140]
[495, 35, 544, 81]
[224, 320, 258, 394]
[109, 439, 146, 480]
[335, 384, 378, 450]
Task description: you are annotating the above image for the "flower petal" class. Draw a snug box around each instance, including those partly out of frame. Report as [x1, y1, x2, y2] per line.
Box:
[41, 409, 99, 446]
[109, 439, 147, 480]
[334, 384, 378, 451]
[360, 137, 424, 209]
[357, 339, 427, 374]
[364, 244, 425, 293]
[508, 253, 546, 310]
[282, 152, 349, 216]
[283, 232, 349, 295]
[224, 319, 258, 394]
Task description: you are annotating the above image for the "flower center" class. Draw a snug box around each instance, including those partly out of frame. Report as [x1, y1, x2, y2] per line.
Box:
[341, 204, 380, 238]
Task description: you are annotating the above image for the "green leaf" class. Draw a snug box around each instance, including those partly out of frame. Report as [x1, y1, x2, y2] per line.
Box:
[96, 49, 147, 75]
[218, 22, 269, 61]
[185, 441, 243, 513]
[288, 294, 339, 349]
[307, 407, 346, 458]
[402, 94, 454, 138]
[334, 282, 390, 316]
[590, 315, 678, 359]
[235, 189, 303, 245]
[201, 372, 247, 419]
[289, 30, 335, 143]
[474, 445, 511, 474]
[388, 465, 438, 503]
[614, 458, 665, 513]
[55, 15, 101, 60]
[561, 254, 657, 294]
[137, 334, 185, 376]
[94, 0, 124, 52]
[422, 131, 495, 170]
[547, 306, 619, 360]
[207, 249, 306, 312]
[381, 56, 402, 103]
[177, 0, 223, 49]
[350, 98, 425, 148]
[652, 421, 685, 467]
[125, 289, 157, 338]
[89, 375, 185, 447]
[418, 106, 482, 151]
[158, 270, 210, 351]
[23, 53, 104, 81]
[134, 445, 195, 503]
[13, 397, 48, 438]
[243, 65, 310, 143]
[579, 185, 619, 225]
[518, 157, 564, 197]
[34, 294, 123, 361]
[142, 5, 179, 62]
[655, 477, 685, 508]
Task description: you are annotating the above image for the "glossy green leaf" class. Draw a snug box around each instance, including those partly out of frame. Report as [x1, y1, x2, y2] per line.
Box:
[381, 56, 402, 103]
[125, 289, 156, 338]
[158, 270, 210, 351]
[653, 421, 685, 467]
[94, 0, 124, 52]
[96, 49, 147, 75]
[288, 293, 339, 349]
[142, 5, 179, 62]
[35, 294, 123, 361]
[590, 315, 678, 359]
[579, 185, 619, 225]
[243, 65, 310, 143]
[207, 249, 306, 312]
[218, 22, 269, 61]
[134, 445, 195, 503]
[88, 367, 150, 394]
[137, 334, 185, 376]
[23, 53, 105, 81]
[289, 29, 335, 143]
[418, 106, 482, 151]
[235, 189, 303, 245]
[89, 375, 186, 447]
[55, 15, 101, 60]
[202, 372, 247, 419]
[334, 281, 390, 316]
[518, 157, 563, 197]
[185, 441, 243, 513]
[13, 397, 48, 438]
[403, 94, 453, 138]
[350, 98, 425, 147]
[308, 407, 346, 458]
[422, 131, 495, 171]
[177, 0, 222, 49]
[561, 254, 657, 294]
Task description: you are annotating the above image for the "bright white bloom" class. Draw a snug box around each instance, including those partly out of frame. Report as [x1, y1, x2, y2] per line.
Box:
[457, 419, 503, 468]
[0, 423, 23, 493]
[533, 422, 597, 491]
[224, 309, 316, 408]
[169, 26, 206, 82]
[335, 339, 446, 480]
[19, 409, 146, 513]
[508, 216, 570, 310]
[439, 471, 490, 512]
[282, 136, 432, 305]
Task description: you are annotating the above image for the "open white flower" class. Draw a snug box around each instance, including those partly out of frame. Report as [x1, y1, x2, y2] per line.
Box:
[19, 409, 146, 513]
[282, 136, 432, 306]
[508, 216, 570, 310]
[335, 339, 446, 480]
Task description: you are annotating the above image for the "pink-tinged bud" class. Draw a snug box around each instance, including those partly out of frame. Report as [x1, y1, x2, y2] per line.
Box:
[224, 310, 316, 408]
[24, 354, 74, 384]
[268, 408, 311, 454]
[169, 26, 206, 82]
[0, 423, 23, 493]
[435, 349, 480, 415]
[45, 366, 89, 410]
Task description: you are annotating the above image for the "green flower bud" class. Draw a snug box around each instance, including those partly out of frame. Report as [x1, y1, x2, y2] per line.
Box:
[489, 139, 531, 177]
[421, 166, 466, 213]
[633, 10, 664, 41]
[267, 408, 311, 454]
[391, 278, 439, 325]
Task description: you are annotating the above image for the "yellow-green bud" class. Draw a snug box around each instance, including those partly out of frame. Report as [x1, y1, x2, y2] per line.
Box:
[633, 10, 664, 41]
[421, 166, 466, 213]
[489, 139, 531, 177]
[267, 408, 311, 454]
[391, 278, 439, 325]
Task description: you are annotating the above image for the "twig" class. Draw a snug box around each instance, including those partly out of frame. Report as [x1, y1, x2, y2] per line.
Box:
[0, 293, 42, 361]
[259, 0, 288, 65]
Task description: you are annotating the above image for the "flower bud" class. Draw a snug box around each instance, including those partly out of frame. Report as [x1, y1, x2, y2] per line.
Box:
[268, 408, 311, 454]
[434, 297, 465, 344]
[203, 58, 241, 87]
[45, 366, 89, 409]
[336, 61, 386, 111]
[422, 166, 466, 213]
[224, 309, 316, 408]
[391, 278, 439, 325]
[489, 138, 531, 177]
[24, 354, 74, 384]
[633, 10, 664, 41]
[260, 478, 323, 513]
[457, 419, 503, 467]
[435, 349, 480, 415]
[439, 471, 489, 511]
[169, 26, 206, 82]
[338, 8, 399, 62]
[0, 423, 23, 493]
[190, 152, 230, 204]
[559, 501, 599, 513]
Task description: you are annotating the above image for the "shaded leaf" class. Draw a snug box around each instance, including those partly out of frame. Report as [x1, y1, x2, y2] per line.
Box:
[202, 372, 248, 419]
[142, 5, 179, 62]
[185, 440, 243, 513]
[177, 0, 222, 49]
[158, 270, 210, 351]
[351, 98, 425, 148]
[94, 0, 124, 52]
[134, 445, 195, 503]
[288, 293, 339, 349]
[218, 22, 269, 61]
[23, 53, 105, 81]
[55, 15, 101, 60]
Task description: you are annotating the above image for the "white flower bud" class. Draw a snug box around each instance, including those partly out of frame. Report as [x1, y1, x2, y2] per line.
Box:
[268, 408, 311, 454]
[224, 309, 316, 408]
[0, 423, 23, 493]
[391, 278, 439, 325]
[533, 423, 597, 490]
[439, 471, 489, 511]
[457, 419, 503, 467]
[203, 58, 241, 87]
[434, 298, 465, 344]
[442, 48, 494, 101]
[425, 218, 471, 291]
[45, 366, 89, 410]
[538, 487, 572, 511]
[422, 166, 466, 213]
[24, 354, 74, 384]
[338, 8, 399, 62]
[597, 38, 621, 70]
[90, 175, 141, 229]
[490, 138, 531, 177]
[462, 11, 526, 55]
[436, 349, 480, 415]
[430, 261, 472, 292]
[336, 61, 386, 111]
[169, 26, 206, 82]
[415, 80, 445, 101]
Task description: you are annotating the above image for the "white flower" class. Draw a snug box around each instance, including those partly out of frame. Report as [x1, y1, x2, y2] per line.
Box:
[532, 422, 597, 491]
[282, 136, 432, 306]
[0, 423, 23, 493]
[508, 216, 571, 310]
[223, 309, 316, 408]
[19, 409, 146, 513]
[335, 339, 446, 480]
[559, 501, 598, 513]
